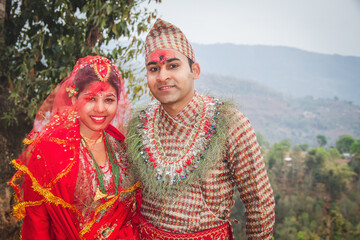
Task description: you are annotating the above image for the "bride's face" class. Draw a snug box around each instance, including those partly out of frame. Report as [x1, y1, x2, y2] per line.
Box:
[74, 81, 117, 137]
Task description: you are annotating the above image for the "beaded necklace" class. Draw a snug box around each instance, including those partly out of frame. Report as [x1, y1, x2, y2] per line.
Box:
[152, 94, 206, 164]
[81, 131, 120, 201]
[138, 94, 222, 185]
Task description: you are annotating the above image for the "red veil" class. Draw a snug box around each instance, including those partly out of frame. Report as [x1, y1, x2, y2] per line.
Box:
[28, 55, 131, 142]
[9, 56, 141, 240]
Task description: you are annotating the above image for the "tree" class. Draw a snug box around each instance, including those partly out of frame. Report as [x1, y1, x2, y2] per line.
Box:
[350, 139, 360, 156]
[327, 148, 341, 160]
[336, 135, 355, 154]
[349, 139, 360, 176]
[316, 135, 327, 148]
[320, 207, 353, 240]
[324, 163, 355, 201]
[256, 132, 270, 148]
[267, 139, 291, 170]
[0, 1, 161, 237]
[299, 143, 309, 151]
[0, 0, 4, 40]
[304, 147, 331, 188]
[0, 0, 161, 185]
[1, 0, 161, 126]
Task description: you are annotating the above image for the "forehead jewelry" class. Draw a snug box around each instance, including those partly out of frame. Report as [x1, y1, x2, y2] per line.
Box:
[92, 62, 111, 82]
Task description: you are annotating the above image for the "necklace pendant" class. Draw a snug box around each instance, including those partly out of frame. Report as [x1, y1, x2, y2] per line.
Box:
[94, 187, 108, 201]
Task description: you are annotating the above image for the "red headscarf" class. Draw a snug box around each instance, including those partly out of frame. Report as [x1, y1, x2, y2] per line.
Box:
[27, 56, 131, 143]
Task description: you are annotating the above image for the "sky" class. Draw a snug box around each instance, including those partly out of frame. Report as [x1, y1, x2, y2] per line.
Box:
[147, 0, 360, 57]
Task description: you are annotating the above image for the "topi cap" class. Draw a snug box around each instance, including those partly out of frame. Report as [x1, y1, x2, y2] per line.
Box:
[145, 19, 195, 62]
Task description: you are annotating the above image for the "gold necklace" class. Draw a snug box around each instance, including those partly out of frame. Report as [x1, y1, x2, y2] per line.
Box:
[80, 132, 103, 149]
[80, 132, 120, 201]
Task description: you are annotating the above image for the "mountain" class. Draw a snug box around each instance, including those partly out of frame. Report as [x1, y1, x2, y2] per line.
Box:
[133, 43, 359, 146]
[193, 43, 360, 106]
[195, 73, 360, 146]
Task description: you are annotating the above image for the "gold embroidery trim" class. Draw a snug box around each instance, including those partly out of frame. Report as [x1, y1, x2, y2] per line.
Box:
[49, 137, 68, 145]
[23, 136, 67, 147]
[23, 138, 33, 145]
[8, 170, 23, 202]
[13, 200, 44, 220]
[24, 136, 42, 146]
[10, 160, 82, 220]
[10, 160, 140, 237]
[79, 181, 141, 239]
[48, 160, 77, 188]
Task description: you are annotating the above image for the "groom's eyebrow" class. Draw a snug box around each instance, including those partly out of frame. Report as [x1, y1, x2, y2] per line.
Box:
[146, 57, 181, 66]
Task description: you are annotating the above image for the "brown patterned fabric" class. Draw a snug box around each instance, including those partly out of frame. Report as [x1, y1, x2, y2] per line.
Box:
[134, 93, 275, 239]
[145, 18, 195, 62]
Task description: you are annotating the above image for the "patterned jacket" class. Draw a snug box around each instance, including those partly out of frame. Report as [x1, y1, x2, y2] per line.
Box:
[126, 92, 275, 239]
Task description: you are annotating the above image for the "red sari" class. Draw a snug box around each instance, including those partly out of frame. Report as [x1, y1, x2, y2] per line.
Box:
[9, 112, 141, 240]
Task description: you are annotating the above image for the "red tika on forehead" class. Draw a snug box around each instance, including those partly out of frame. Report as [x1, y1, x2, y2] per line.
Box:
[86, 82, 112, 96]
[77, 83, 114, 107]
[149, 49, 176, 65]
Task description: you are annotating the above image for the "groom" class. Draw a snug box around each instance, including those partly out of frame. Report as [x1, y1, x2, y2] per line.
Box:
[127, 18, 275, 239]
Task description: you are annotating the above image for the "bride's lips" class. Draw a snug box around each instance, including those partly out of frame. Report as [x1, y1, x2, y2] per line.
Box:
[90, 116, 106, 124]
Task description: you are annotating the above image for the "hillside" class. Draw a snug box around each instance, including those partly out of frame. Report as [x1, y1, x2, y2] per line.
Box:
[193, 43, 360, 106]
[195, 73, 360, 146]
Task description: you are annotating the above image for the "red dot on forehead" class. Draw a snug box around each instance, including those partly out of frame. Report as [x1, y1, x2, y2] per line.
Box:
[149, 49, 176, 65]
[87, 82, 111, 95]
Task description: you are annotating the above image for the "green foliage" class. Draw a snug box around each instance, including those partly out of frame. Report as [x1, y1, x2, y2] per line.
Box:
[319, 207, 353, 240]
[257, 137, 360, 240]
[338, 196, 360, 226]
[0, 0, 161, 125]
[304, 147, 328, 183]
[255, 132, 270, 148]
[304, 146, 355, 200]
[276, 216, 299, 240]
[274, 193, 323, 240]
[299, 143, 309, 151]
[1, 108, 18, 127]
[327, 147, 341, 160]
[316, 135, 327, 147]
[267, 139, 291, 169]
[336, 135, 355, 153]
[324, 163, 355, 200]
[229, 192, 246, 239]
[296, 231, 321, 240]
[350, 139, 360, 155]
[348, 155, 360, 176]
[354, 223, 360, 239]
